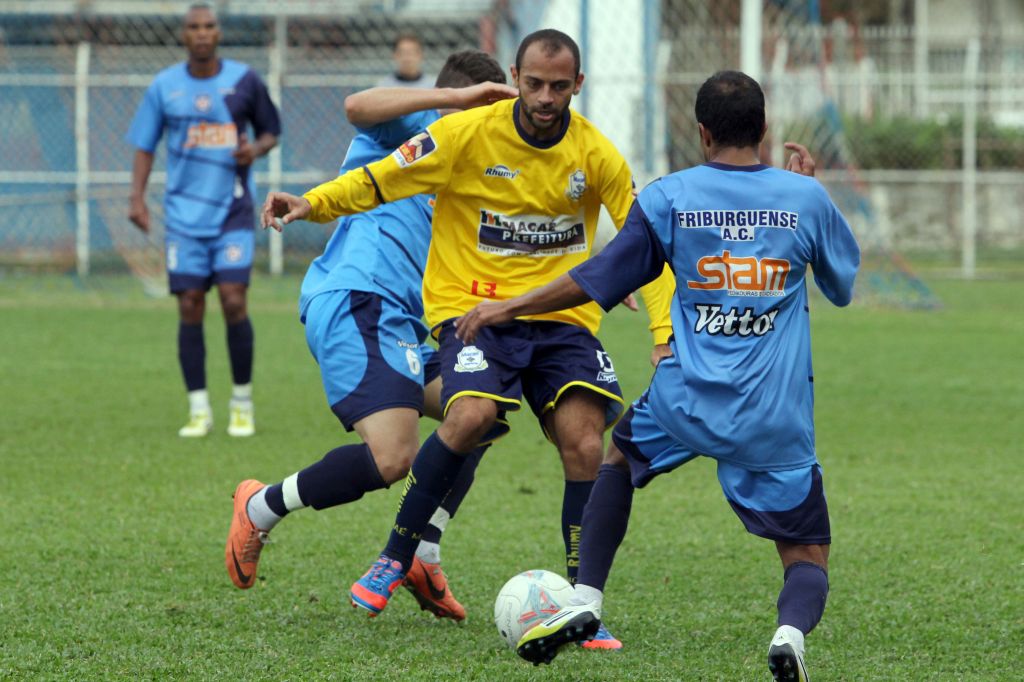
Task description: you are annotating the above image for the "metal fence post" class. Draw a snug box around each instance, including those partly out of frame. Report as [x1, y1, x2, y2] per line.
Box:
[75, 41, 91, 277]
[962, 37, 979, 279]
[268, 13, 286, 276]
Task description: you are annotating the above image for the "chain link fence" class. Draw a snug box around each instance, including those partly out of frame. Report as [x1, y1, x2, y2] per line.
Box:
[1, 0, 1022, 296]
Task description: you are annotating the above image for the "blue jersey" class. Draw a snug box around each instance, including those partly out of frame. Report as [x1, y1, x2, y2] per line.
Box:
[571, 162, 861, 471]
[299, 108, 438, 321]
[126, 59, 281, 238]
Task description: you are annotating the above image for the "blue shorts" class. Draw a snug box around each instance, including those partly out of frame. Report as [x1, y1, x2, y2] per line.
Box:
[304, 290, 440, 431]
[436, 319, 624, 441]
[166, 229, 253, 293]
[612, 400, 831, 545]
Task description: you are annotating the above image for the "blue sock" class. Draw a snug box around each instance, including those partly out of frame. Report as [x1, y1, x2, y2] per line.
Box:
[383, 432, 468, 571]
[577, 464, 634, 591]
[178, 322, 205, 391]
[226, 318, 254, 386]
[777, 561, 829, 634]
[262, 443, 386, 518]
[562, 479, 595, 584]
[420, 445, 487, 544]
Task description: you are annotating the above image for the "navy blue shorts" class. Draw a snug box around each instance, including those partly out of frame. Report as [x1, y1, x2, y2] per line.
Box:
[435, 319, 624, 440]
[166, 229, 253, 293]
[613, 402, 831, 545]
[304, 289, 440, 431]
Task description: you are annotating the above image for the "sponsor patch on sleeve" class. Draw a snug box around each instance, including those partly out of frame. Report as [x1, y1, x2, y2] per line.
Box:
[392, 131, 437, 168]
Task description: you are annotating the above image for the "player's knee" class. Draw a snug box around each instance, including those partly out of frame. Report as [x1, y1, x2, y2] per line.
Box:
[364, 434, 419, 484]
[438, 397, 497, 452]
[177, 291, 205, 323]
[220, 296, 247, 324]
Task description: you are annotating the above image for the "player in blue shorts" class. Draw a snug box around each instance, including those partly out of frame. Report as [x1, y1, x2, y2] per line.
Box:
[126, 2, 281, 438]
[224, 51, 517, 622]
[456, 71, 860, 680]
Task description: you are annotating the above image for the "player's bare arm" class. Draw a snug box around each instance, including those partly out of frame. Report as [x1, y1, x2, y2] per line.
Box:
[784, 141, 816, 176]
[128, 148, 155, 233]
[455, 273, 591, 343]
[233, 131, 278, 166]
[261, 192, 311, 230]
[345, 82, 517, 128]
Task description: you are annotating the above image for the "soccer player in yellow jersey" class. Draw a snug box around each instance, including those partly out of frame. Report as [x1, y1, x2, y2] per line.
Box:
[262, 29, 673, 646]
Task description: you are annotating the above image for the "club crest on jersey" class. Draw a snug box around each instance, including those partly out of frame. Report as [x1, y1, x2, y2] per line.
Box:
[454, 345, 488, 373]
[393, 132, 437, 168]
[687, 250, 790, 297]
[484, 164, 520, 180]
[194, 93, 213, 112]
[694, 304, 779, 337]
[595, 350, 617, 383]
[565, 169, 587, 201]
[225, 243, 244, 263]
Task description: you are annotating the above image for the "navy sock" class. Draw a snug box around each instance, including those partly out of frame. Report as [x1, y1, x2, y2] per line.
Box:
[420, 445, 487, 544]
[562, 479, 595, 584]
[777, 561, 830, 634]
[178, 322, 206, 391]
[226, 318, 254, 386]
[262, 443, 387, 517]
[577, 464, 634, 591]
[383, 432, 468, 570]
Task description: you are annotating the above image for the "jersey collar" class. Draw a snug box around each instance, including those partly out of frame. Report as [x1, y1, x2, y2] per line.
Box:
[513, 100, 571, 149]
[704, 161, 769, 172]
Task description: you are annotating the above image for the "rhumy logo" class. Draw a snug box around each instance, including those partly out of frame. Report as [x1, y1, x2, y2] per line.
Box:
[687, 250, 790, 297]
[694, 304, 779, 337]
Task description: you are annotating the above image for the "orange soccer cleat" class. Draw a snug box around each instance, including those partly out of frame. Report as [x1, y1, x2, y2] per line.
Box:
[225, 479, 270, 589]
[402, 556, 467, 621]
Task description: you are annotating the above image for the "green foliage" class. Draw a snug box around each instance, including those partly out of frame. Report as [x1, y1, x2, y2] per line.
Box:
[1, 275, 1022, 680]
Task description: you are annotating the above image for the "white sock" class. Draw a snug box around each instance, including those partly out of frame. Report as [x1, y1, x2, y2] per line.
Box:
[415, 541, 441, 564]
[188, 389, 210, 414]
[245, 487, 283, 531]
[569, 583, 604, 614]
[281, 473, 306, 512]
[231, 383, 252, 403]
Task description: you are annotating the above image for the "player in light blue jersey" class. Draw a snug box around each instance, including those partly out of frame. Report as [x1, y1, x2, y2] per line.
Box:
[126, 2, 281, 438]
[457, 71, 859, 680]
[225, 51, 517, 622]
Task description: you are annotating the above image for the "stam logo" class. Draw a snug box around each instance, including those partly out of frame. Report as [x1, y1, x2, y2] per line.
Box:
[687, 250, 790, 297]
[184, 122, 238, 149]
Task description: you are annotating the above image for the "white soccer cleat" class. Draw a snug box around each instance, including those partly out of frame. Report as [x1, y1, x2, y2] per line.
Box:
[178, 410, 213, 438]
[227, 400, 255, 437]
[768, 625, 810, 682]
[516, 602, 602, 666]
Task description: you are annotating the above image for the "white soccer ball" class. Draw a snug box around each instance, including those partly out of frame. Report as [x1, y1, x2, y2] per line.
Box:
[494, 569, 574, 650]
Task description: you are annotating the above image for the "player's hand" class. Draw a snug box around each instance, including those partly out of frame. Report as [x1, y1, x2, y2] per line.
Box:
[452, 82, 518, 110]
[650, 343, 673, 367]
[619, 293, 639, 311]
[233, 132, 257, 167]
[261, 192, 311, 230]
[784, 142, 816, 177]
[129, 195, 150, 233]
[454, 300, 514, 343]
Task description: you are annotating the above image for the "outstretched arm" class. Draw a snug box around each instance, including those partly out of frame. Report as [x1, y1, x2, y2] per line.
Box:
[345, 83, 517, 128]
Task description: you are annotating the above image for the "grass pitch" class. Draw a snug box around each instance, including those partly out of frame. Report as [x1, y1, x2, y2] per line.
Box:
[1, 273, 1021, 680]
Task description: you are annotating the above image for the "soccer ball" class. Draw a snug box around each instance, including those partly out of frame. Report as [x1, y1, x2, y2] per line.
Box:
[493, 569, 574, 650]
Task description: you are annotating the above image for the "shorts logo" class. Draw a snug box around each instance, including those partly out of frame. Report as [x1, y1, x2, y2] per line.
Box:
[225, 243, 244, 263]
[454, 345, 488, 373]
[484, 164, 520, 180]
[687, 250, 790, 297]
[194, 93, 213, 112]
[677, 209, 798, 241]
[166, 242, 178, 270]
[393, 132, 437, 168]
[565, 169, 587, 201]
[405, 348, 422, 375]
[694, 304, 779, 337]
[595, 350, 617, 383]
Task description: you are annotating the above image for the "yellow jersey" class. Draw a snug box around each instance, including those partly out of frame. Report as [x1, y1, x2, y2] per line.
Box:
[304, 98, 672, 342]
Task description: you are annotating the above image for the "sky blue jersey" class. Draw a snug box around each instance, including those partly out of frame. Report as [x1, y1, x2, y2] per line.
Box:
[126, 59, 281, 238]
[571, 162, 861, 471]
[299, 108, 438, 321]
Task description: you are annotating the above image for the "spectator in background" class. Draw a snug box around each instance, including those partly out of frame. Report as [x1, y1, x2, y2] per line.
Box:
[377, 31, 433, 88]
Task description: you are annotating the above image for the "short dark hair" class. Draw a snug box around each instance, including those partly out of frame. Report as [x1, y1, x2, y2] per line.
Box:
[694, 70, 766, 149]
[515, 29, 580, 76]
[393, 31, 422, 51]
[435, 50, 506, 88]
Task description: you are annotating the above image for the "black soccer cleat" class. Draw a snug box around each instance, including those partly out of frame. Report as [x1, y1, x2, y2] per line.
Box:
[515, 605, 601, 666]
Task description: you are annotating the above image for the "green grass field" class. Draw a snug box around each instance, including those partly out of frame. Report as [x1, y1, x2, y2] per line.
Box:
[1, 273, 1021, 680]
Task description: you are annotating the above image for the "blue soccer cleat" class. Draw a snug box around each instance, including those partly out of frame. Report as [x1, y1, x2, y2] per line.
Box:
[350, 554, 406, 617]
[579, 622, 622, 650]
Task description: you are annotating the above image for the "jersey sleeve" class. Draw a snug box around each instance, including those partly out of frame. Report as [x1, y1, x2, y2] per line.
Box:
[303, 167, 385, 223]
[125, 80, 164, 152]
[570, 201, 669, 313]
[811, 201, 861, 307]
[245, 71, 282, 138]
[357, 119, 453, 203]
